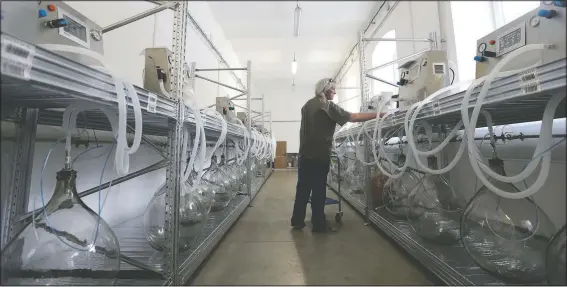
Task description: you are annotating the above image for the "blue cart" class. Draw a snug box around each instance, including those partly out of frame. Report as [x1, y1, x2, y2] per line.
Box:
[315, 154, 343, 222]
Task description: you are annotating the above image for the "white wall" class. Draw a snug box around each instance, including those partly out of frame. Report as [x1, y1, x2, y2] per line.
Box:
[64, 1, 244, 109]
[253, 79, 309, 153]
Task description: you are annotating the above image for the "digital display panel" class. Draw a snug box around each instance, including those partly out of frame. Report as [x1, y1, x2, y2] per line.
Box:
[63, 14, 87, 43]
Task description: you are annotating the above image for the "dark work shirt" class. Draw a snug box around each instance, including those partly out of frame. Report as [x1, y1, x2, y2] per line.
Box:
[299, 96, 352, 164]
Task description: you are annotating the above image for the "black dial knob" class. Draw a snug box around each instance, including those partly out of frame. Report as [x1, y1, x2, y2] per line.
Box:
[45, 18, 68, 28]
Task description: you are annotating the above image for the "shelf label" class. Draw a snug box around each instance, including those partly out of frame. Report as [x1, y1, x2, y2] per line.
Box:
[521, 81, 541, 95]
[147, 93, 157, 113]
[432, 100, 441, 116]
[518, 67, 541, 95]
[1, 35, 36, 81]
[519, 67, 539, 83]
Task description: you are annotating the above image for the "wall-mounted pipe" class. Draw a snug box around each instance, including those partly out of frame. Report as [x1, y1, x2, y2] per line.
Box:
[365, 48, 430, 74]
[102, 2, 179, 34]
[366, 74, 399, 88]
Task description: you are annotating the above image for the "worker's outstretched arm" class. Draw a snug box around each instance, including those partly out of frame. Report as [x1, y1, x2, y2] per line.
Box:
[348, 112, 384, 122]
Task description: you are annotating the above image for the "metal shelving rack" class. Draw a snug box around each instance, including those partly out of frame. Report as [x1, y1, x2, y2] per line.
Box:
[0, 1, 273, 286]
[327, 24, 567, 286]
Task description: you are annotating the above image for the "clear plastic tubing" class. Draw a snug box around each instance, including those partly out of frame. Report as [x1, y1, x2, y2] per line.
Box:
[40, 44, 143, 176]
[461, 44, 563, 199]
[234, 119, 250, 165]
[372, 100, 412, 179]
[355, 120, 379, 166]
[402, 81, 472, 175]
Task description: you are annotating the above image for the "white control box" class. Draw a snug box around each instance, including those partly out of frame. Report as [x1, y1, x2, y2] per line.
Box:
[475, 1, 566, 79]
[397, 50, 448, 112]
[216, 97, 237, 121]
[143, 47, 174, 99]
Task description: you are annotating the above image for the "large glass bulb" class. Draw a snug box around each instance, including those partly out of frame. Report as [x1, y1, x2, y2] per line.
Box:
[1, 169, 120, 285]
[251, 160, 259, 177]
[143, 182, 208, 252]
[370, 168, 389, 210]
[408, 156, 465, 243]
[382, 170, 420, 219]
[238, 165, 248, 189]
[347, 161, 364, 194]
[187, 172, 216, 212]
[460, 158, 555, 283]
[220, 164, 239, 198]
[330, 157, 347, 183]
[203, 159, 232, 211]
[546, 225, 566, 285]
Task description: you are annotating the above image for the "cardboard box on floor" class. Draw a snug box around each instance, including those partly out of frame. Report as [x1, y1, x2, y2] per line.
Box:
[276, 141, 287, 156]
[274, 156, 286, 169]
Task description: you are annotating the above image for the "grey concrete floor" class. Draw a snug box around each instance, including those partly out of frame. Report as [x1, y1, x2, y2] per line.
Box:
[189, 170, 434, 285]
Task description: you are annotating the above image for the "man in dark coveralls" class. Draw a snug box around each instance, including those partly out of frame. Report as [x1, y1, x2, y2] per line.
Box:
[291, 77, 383, 233]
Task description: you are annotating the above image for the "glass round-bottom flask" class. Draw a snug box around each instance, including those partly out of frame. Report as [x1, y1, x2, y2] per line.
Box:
[546, 225, 566, 285]
[382, 170, 420, 219]
[143, 182, 208, 252]
[460, 158, 555, 283]
[407, 156, 465, 243]
[1, 169, 120, 286]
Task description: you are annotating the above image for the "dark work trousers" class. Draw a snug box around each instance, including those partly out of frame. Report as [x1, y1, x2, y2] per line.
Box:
[291, 156, 330, 232]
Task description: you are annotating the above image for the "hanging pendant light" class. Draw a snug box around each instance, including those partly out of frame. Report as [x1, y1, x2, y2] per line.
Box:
[293, 1, 302, 37]
[291, 53, 298, 75]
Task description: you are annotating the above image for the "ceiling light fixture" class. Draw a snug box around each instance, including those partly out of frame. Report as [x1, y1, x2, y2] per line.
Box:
[294, 1, 302, 37]
[291, 53, 298, 75]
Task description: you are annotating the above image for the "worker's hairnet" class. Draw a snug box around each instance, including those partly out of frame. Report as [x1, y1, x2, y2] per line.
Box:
[315, 78, 335, 97]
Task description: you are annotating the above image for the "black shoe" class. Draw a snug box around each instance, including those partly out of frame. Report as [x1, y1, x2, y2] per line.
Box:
[291, 220, 306, 229]
[312, 225, 338, 233]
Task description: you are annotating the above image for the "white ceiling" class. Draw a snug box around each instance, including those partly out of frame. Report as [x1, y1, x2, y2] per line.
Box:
[207, 1, 377, 87]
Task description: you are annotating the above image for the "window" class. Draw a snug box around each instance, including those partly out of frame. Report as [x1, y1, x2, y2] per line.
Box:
[371, 29, 398, 110]
[497, 1, 541, 28]
[451, 1, 495, 82]
[450, 1, 541, 82]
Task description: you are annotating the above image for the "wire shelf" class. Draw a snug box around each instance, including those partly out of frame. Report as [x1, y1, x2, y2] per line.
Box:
[327, 181, 550, 286]
[334, 59, 566, 140]
[1, 32, 247, 139]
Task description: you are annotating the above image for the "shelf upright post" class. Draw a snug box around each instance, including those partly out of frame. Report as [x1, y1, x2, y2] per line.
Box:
[163, 1, 188, 285]
[1, 108, 38, 248]
[357, 31, 372, 226]
[261, 94, 265, 131]
[246, 60, 253, 201]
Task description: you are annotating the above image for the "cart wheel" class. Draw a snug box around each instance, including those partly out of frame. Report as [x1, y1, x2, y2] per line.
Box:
[335, 212, 343, 223]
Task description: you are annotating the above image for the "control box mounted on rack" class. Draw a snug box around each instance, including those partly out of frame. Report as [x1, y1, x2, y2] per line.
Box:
[216, 97, 237, 122]
[237, 112, 255, 127]
[143, 47, 174, 99]
[1, 1, 104, 66]
[474, 1, 566, 78]
[397, 50, 448, 112]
